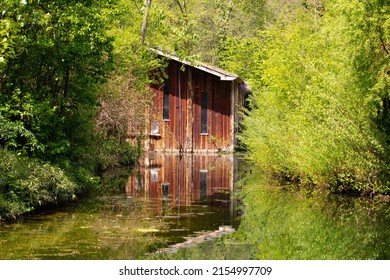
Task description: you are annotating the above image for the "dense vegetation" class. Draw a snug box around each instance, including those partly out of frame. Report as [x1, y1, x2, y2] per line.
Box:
[237, 1, 390, 194]
[1, 0, 390, 219]
[0, 0, 133, 220]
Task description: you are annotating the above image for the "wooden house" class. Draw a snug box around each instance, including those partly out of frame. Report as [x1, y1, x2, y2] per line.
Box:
[146, 50, 246, 153]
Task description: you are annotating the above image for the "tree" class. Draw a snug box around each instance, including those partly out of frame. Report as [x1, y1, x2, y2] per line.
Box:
[0, 0, 114, 164]
[94, 0, 164, 169]
[135, 0, 267, 65]
[0, 0, 117, 218]
[241, 0, 390, 193]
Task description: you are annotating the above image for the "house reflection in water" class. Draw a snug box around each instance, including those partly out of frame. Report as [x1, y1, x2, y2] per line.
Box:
[126, 154, 236, 211]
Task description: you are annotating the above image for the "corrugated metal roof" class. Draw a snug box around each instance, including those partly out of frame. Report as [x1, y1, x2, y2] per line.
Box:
[152, 48, 243, 82]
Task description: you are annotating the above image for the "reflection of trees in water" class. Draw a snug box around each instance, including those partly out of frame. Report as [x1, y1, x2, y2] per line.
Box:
[238, 171, 390, 260]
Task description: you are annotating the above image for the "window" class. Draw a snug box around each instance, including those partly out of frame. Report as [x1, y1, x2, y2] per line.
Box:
[163, 79, 169, 120]
[201, 92, 208, 134]
[150, 168, 159, 182]
[150, 121, 160, 136]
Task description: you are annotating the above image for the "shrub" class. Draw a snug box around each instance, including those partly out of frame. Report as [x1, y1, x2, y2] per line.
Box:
[0, 148, 77, 220]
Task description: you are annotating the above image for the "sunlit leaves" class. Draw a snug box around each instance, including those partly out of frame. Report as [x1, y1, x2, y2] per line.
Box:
[0, 0, 115, 161]
[241, 1, 390, 193]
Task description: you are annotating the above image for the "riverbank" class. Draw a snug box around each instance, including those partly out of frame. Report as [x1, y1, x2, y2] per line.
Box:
[0, 146, 136, 222]
[0, 149, 79, 221]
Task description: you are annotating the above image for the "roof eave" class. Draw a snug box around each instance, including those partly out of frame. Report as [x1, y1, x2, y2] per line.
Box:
[152, 48, 242, 83]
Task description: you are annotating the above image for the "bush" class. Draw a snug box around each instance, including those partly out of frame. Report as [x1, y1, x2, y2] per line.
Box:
[95, 137, 138, 171]
[0, 148, 78, 220]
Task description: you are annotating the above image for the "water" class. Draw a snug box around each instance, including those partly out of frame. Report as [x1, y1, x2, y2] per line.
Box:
[170, 170, 390, 260]
[1, 155, 390, 260]
[0, 154, 242, 259]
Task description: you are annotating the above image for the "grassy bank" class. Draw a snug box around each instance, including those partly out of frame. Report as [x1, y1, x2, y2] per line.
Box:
[238, 1, 390, 195]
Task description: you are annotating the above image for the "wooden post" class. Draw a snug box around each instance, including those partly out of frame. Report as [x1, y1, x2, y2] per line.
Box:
[229, 80, 239, 152]
[186, 68, 194, 152]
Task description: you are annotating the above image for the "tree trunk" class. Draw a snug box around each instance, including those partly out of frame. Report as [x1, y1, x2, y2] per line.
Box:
[140, 0, 152, 45]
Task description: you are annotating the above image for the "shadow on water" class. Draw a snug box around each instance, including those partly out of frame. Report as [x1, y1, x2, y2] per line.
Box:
[0, 154, 243, 260]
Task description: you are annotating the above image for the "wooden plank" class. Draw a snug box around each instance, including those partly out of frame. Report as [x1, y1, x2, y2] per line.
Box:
[230, 81, 237, 151]
[211, 79, 217, 150]
[225, 81, 230, 148]
[146, 58, 241, 152]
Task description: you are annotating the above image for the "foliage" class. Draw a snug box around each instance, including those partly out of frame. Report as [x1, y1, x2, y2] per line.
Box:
[93, 0, 164, 171]
[137, 0, 266, 65]
[0, 0, 127, 218]
[0, 148, 78, 220]
[0, 0, 115, 162]
[0, 111, 42, 153]
[240, 0, 390, 194]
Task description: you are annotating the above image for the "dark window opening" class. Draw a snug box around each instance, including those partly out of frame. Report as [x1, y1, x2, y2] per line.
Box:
[163, 79, 170, 120]
[201, 92, 208, 134]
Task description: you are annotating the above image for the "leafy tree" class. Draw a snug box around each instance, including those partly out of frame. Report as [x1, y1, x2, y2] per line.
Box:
[0, 0, 117, 218]
[136, 0, 267, 64]
[241, 0, 390, 193]
[92, 0, 164, 171]
[0, 0, 114, 164]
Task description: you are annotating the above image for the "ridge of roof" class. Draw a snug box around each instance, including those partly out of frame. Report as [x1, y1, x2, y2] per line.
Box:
[151, 48, 242, 83]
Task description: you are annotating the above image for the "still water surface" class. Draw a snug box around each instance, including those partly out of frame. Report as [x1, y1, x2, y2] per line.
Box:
[0, 154, 241, 259]
[1, 154, 390, 260]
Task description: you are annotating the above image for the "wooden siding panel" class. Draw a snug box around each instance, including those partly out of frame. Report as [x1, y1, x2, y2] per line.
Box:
[223, 82, 229, 147]
[146, 60, 238, 152]
[169, 63, 176, 150]
[185, 68, 193, 152]
[220, 82, 226, 148]
[210, 84, 216, 148]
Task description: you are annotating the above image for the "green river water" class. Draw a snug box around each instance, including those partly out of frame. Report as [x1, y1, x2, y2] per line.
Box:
[1, 154, 390, 260]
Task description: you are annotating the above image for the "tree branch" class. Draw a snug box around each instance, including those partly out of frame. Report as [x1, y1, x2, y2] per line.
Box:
[140, 0, 152, 45]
